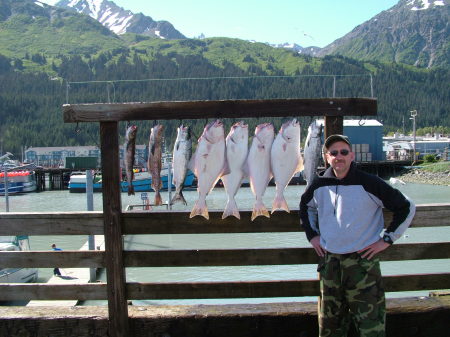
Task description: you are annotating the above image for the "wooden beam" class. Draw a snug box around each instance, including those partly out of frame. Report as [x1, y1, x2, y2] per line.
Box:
[1, 273, 449, 301]
[63, 98, 377, 123]
[0, 212, 104, 235]
[2, 242, 449, 268]
[0, 283, 107, 301]
[0, 204, 449, 236]
[100, 122, 129, 337]
[1, 251, 105, 268]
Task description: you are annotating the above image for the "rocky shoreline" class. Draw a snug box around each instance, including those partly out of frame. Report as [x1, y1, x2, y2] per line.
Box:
[396, 168, 450, 186]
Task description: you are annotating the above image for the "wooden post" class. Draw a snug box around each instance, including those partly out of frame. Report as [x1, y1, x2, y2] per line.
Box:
[324, 116, 344, 168]
[324, 116, 343, 139]
[100, 122, 129, 337]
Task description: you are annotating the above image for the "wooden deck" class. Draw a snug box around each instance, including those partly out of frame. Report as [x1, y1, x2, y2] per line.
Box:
[2, 98, 449, 337]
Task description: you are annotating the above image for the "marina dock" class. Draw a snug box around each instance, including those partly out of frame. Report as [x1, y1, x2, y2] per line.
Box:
[26, 235, 104, 307]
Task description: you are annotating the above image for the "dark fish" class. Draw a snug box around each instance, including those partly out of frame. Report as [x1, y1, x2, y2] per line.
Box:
[148, 124, 164, 205]
[124, 125, 137, 196]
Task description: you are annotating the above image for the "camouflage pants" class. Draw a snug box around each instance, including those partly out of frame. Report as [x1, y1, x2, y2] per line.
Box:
[318, 252, 386, 337]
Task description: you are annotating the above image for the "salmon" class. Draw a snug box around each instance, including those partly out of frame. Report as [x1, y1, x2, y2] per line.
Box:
[170, 124, 192, 205]
[124, 124, 137, 196]
[147, 124, 164, 205]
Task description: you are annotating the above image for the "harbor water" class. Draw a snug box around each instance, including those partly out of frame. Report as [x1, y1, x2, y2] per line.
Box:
[1, 182, 449, 305]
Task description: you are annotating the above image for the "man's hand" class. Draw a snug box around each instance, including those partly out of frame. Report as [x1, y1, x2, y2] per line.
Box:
[358, 239, 391, 260]
[310, 236, 326, 257]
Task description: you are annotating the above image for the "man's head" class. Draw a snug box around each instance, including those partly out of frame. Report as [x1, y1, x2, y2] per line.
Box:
[323, 134, 354, 179]
[51, 244, 56, 248]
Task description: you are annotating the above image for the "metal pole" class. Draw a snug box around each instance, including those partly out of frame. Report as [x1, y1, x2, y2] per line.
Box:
[410, 110, 417, 163]
[86, 169, 96, 282]
[3, 167, 9, 212]
[167, 157, 172, 210]
[333, 76, 336, 97]
[370, 74, 374, 98]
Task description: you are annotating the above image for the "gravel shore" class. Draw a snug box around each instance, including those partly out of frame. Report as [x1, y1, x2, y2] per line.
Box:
[396, 168, 450, 186]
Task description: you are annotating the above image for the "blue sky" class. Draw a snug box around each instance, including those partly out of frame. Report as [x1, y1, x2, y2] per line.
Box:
[41, 0, 400, 47]
[112, 0, 399, 47]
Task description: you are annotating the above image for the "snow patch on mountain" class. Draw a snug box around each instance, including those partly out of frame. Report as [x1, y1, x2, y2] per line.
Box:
[407, 0, 446, 10]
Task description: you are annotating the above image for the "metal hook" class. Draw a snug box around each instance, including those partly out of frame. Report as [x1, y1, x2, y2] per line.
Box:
[75, 123, 81, 134]
[358, 116, 366, 126]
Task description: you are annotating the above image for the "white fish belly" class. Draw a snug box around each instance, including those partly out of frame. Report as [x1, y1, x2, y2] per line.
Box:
[194, 140, 225, 195]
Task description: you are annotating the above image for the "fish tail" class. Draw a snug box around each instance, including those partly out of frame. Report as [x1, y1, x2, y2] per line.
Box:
[170, 190, 187, 206]
[222, 198, 240, 220]
[271, 193, 290, 213]
[190, 198, 209, 219]
[154, 191, 163, 206]
[127, 183, 135, 196]
[251, 200, 270, 221]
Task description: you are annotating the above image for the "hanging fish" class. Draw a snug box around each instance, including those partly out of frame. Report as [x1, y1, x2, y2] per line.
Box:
[189, 120, 228, 219]
[271, 119, 303, 213]
[247, 123, 275, 221]
[170, 124, 192, 205]
[124, 124, 137, 196]
[303, 120, 323, 188]
[221, 121, 249, 219]
[147, 124, 164, 206]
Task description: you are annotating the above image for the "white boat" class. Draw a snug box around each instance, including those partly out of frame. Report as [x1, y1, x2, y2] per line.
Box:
[0, 235, 38, 283]
[68, 171, 102, 193]
[0, 171, 37, 195]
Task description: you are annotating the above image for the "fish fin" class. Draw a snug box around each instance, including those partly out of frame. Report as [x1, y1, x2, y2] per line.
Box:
[242, 160, 249, 177]
[251, 201, 270, 221]
[154, 191, 163, 206]
[170, 191, 187, 206]
[295, 157, 304, 174]
[188, 152, 197, 176]
[271, 194, 290, 213]
[221, 157, 231, 177]
[222, 199, 240, 220]
[190, 199, 209, 219]
[127, 184, 135, 196]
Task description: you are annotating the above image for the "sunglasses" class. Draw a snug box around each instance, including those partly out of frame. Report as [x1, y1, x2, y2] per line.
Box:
[328, 149, 350, 157]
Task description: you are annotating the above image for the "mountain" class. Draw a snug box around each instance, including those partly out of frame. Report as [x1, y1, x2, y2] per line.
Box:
[270, 42, 321, 56]
[0, 0, 124, 58]
[318, 0, 450, 68]
[51, 0, 185, 39]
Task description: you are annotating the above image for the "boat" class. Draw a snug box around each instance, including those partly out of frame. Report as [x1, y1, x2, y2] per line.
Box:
[68, 171, 102, 193]
[120, 169, 196, 193]
[0, 235, 38, 283]
[0, 171, 37, 195]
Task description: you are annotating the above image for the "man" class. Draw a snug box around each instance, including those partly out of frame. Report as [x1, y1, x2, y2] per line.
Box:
[51, 243, 62, 276]
[299, 134, 415, 337]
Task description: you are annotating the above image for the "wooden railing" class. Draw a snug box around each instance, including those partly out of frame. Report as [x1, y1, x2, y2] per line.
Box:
[1, 204, 450, 302]
[10, 97, 450, 337]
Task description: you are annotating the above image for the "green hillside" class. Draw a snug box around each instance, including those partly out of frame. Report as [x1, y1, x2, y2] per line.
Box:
[0, 0, 448, 155]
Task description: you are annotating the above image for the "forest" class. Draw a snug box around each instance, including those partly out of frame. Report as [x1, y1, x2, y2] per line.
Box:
[0, 49, 449, 155]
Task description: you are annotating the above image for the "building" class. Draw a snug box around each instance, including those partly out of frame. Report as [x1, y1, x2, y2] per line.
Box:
[25, 145, 148, 168]
[383, 134, 450, 160]
[318, 119, 384, 161]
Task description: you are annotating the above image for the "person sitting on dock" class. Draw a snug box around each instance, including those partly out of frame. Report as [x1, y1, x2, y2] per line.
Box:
[300, 134, 416, 337]
[51, 243, 62, 276]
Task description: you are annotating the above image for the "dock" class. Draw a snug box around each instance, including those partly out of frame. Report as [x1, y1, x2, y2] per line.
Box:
[26, 235, 105, 307]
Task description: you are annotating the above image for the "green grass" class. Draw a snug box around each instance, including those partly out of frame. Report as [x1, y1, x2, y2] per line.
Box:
[420, 161, 450, 173]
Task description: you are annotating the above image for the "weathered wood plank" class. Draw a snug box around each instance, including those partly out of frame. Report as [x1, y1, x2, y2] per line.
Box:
[0, 212, 104, 235]
[63, 98, 377, 123]
[1, 273, 448, 301]
[2, 242, 449, 269]
[0, 283, 107, 301]
[0, 204, 448, 236]
[100, 122, 129, 337]
[122, 243, 450, 267]
[1, 251, 105, 268]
